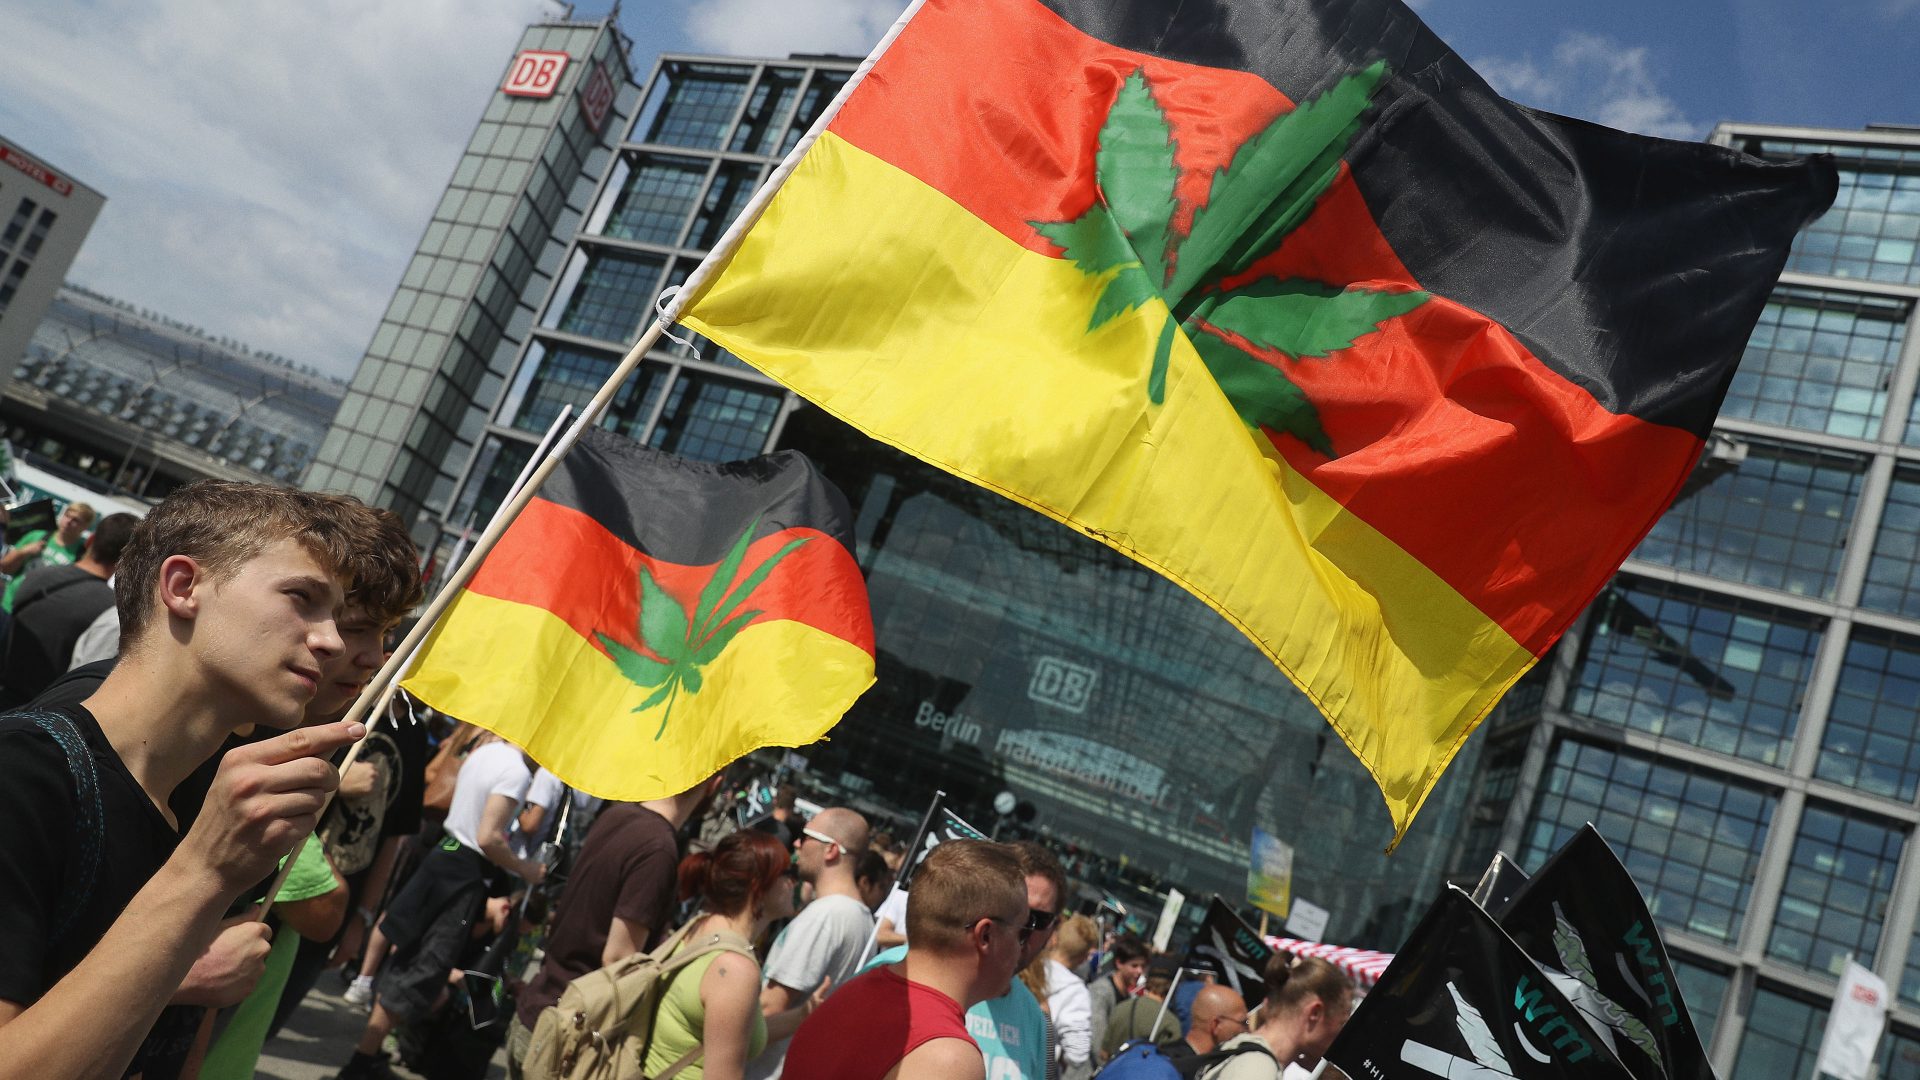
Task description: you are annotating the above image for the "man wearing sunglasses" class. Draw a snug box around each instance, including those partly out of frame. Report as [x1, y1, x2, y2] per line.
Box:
[745, 807, 874, 1080]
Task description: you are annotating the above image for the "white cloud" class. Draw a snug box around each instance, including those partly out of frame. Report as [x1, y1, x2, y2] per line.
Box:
[1473, 32, 1697, 142]
[682, 0, 904, 60]
[0, 0, 555, 379]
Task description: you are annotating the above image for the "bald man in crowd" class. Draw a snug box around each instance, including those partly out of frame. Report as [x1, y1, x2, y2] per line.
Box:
[1165, 983, 1251, 1069]
[745, 806, 874, 1080]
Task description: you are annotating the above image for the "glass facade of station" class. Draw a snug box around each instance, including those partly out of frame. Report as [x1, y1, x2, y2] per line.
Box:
[1457, 123, 1920, 1078]
[452, 53, 1483, 946]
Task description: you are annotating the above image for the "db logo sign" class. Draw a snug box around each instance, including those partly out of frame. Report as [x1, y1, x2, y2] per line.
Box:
[1028, 657, 1097, 714]
[503, 50, 570, 98]
[578, 62, 616, 133]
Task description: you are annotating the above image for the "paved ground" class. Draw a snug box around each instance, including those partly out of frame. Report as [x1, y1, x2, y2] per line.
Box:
[257, 984, 509, 1080]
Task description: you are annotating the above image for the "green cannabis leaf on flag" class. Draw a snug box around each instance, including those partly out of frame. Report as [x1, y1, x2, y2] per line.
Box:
[1030, 62, 1428, 457]
[595, 516, 810, 739]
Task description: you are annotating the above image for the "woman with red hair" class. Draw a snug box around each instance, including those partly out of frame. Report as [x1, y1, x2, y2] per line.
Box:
[643, 830, 821, 1079]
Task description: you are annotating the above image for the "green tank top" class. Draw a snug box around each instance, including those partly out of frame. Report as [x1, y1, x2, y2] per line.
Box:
[642, 942, 768, 1079]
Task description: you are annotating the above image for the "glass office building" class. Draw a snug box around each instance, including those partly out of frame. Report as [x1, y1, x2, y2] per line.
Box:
[1453, 123, 1920, 1077]
[445, 52, 1484, 946]
[305, 16, 638, 543]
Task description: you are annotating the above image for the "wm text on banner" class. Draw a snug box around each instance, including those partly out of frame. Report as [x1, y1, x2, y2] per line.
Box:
[1188, 897, 1275, 1009]
[677, 0, 1836, 844]
[403, 429, 875, 801]
[1327, 887, 1635, 1080]
[1496, 826, 1717, 1080]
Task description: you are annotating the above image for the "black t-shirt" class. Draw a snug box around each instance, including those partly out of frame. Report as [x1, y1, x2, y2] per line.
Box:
[0, 704, 203, 1079]
[0, 566, 113, 706]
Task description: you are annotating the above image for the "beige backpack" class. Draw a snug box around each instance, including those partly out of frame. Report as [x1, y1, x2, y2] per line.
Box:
[523, 919, 755, 1080]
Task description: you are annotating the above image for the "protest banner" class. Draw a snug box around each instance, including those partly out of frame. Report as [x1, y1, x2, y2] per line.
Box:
[1188, 897, 1275, 1008]
[1327, 887, 1635, 1080]
[1497, 826, 1718, 1080]
[1815, 959, 1889, 1080]
[1248, 826, 1294, 920]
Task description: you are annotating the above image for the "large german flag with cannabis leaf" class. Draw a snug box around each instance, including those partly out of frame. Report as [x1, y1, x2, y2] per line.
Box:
[676, 0, 1835, 843]
[402, 428, 874, 800]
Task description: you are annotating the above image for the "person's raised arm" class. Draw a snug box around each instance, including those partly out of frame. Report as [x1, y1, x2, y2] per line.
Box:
[476, 792, 546, 884]
[0, 719, 360, 1079]
[0, 536, 47, 576]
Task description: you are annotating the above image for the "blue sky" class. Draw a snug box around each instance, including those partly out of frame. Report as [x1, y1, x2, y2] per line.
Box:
[0, 0, 1912, 382]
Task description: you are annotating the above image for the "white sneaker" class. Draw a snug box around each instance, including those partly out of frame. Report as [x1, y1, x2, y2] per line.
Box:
[342, 975, 374, 1007]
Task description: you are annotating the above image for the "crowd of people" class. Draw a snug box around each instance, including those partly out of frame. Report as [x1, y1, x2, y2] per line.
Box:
[0, 479, 1356, 1080]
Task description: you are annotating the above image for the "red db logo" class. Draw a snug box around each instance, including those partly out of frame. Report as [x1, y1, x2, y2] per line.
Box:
[503, 50, 570, 98]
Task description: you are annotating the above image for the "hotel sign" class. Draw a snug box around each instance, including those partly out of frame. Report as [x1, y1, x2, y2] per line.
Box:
[502, 49, 569, 98]
[1, 146, 72, 196]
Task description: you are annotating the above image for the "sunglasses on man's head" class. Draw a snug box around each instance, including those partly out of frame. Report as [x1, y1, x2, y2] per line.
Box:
[1024, 908, 1058, 934]
[800, 827, 841, 849]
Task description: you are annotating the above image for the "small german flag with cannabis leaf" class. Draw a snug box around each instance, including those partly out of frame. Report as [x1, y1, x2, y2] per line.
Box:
[678, 0, 1832, 844]
[403, 428, 873, 801]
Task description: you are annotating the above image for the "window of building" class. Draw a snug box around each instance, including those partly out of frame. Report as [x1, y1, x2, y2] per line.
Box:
[1522, 737, 1775, 944]
[1631, 438, 1863, 598]
[1671, 958, 1729, 1047]
[1718, 287, 1908, 439]
[1866, 467, 1920, 618]
[1818, 627, 1920, 801]
[508, 341, 622, 435]
[1880, 1027, 1920, 1080]
[646, 372, 782, 462]
[21, 207, 55, 257]
[1571, 578, 1822, 766]
[729, 67, 804, 156]
[1768, 802, 1904, 977]
[638, 62, 753, 150]
[594, 152, 708, 246]
[1732, 985, 1827, 1080]
[780, 70, 851, 155]
[596, 361, 669, 440]
[549, 247, 665, 343]
[1, 197, 34, 250]
[1747, 140, 1920, 286]
[687, 162, 766, 251]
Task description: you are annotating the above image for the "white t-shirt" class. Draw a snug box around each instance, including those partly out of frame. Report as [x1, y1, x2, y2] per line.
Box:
[510, 767, 567, 858]
[745, 892, 876, 1080]
[873, 885, 909, 940]
[444, 740, 532, 853]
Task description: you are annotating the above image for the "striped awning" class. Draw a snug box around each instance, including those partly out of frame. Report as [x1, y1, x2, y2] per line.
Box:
[1267, 936, 1395, 989]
